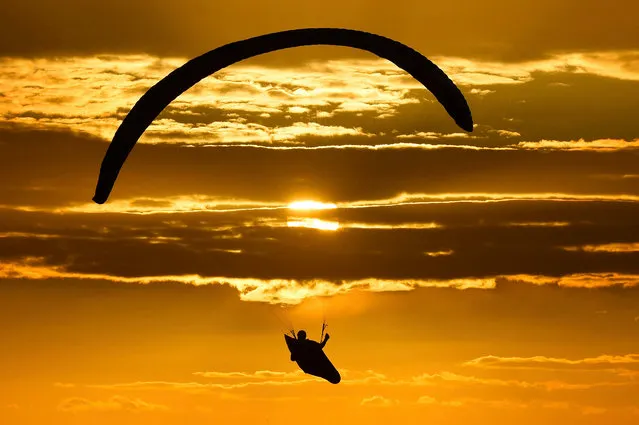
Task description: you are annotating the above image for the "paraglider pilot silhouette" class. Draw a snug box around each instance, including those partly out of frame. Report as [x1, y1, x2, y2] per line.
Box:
[291, 330, 330, 356]
[285, 322, 340, 384]
[89, 28, 473, 385]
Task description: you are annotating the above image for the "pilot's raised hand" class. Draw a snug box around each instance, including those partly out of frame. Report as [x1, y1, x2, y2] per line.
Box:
[325, 333, 330, 340]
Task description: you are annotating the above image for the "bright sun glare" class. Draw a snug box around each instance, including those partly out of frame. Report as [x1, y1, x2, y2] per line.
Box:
[287, 200, 338, 210]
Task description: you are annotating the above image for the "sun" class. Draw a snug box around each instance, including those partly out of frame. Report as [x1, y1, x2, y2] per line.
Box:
[287, 200, 338, 210]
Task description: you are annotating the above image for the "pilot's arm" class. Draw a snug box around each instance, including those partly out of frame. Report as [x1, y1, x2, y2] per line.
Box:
[319, 333, 330, 349]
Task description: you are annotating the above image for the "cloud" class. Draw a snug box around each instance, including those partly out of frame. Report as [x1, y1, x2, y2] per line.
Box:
[86, 370, 387, 391]
[408, 371, 626, 391]
[561, 243, 639, 253]
[503, 274, 639, 289]
[395, 131, 477, 140]
[0, 56, 430, 145]
[435, 51, 639, 84]
[464, 354, 639, 370]
[184, 142, 514, 150]
[581, 406, 607, 415]
[57, 395, 167, 413]
[193, 370, 305, 380]
[21, 192, 639, 215]
[3, 194, 639, 292]
[2, 53, 639, 151]
[517, 138, 639, 151]
[3, 238, 639, 303]
[69, 365, 635, 400]
[424, 250, 454, 257]
[417, 395, 526, 409]
[199, 137, 639, 153]
[4, 125, 639, 210]
[0, 257, 499, 304]
[416, 396, 620, 415]
[360, 395, 398, 407]
[54, 383, 77, 388]
[507, 221, 570, 227]
[470, 88, 496, 96]
[493, 129, 521, 138]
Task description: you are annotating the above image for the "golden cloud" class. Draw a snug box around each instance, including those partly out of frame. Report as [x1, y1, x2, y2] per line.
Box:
[10, 192, 639, 216]
[4, 257, 639, 304]
[360, 395, 399, 407]
[0, 257, 495, 304]
[464, 354, 639, 369]
[409, 371, 628, 391]
[57, 395, 167, 413]
[416, 396, 618, 415]
[517, 138, 639, 151]
[561, 243, 639, 253]
[2, 51, 639, 147]
[70, 366, 634, 397]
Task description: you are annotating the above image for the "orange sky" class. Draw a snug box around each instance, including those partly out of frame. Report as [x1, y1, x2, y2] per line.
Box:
[2, 1, 639, 424]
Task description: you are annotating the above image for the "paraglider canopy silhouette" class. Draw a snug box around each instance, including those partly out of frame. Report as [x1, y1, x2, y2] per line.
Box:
[92, 27, 474, 204]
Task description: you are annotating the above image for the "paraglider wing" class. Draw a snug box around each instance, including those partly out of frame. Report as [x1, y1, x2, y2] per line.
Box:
[92, 27, 474, 204]
[285, 334, 341, 384]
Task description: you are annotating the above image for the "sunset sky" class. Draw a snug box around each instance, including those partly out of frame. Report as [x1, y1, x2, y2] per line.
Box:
[2, 1, 639, 424]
